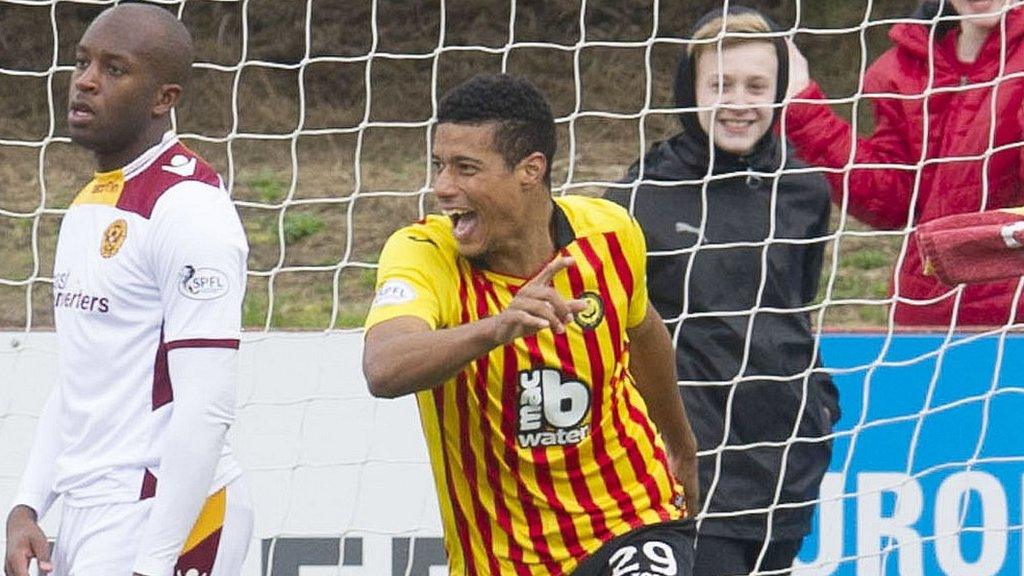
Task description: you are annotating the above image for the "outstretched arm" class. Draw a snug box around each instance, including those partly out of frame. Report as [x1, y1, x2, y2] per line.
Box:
[785, 41, 916, 230]
[364, 256, 587, 398]
[626, 303, 699, 517]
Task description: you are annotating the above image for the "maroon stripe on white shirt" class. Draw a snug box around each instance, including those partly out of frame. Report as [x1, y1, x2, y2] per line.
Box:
[140, 468, 158, 500]
[165, 338, 240, 350]
[116, 142, 222, 219]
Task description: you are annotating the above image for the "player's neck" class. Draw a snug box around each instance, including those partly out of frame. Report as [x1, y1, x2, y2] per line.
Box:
[93, 122, 169, 173]
[481, 200, 556, 278]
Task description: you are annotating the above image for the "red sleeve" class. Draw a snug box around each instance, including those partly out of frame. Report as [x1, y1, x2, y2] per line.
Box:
[1018, 104, 1024, 185]
[783, 59, 916, 230]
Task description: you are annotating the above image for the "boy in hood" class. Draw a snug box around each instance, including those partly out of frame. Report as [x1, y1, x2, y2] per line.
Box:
[607, 6, 840, 575]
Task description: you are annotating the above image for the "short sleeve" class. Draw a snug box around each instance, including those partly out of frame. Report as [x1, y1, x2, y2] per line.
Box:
[365, 227, 455, 330]
[623, 215, 650, 329]
[147, 182, 248, 344]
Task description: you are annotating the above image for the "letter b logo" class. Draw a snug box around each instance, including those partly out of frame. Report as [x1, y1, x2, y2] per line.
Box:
[518, 369, 590, 430]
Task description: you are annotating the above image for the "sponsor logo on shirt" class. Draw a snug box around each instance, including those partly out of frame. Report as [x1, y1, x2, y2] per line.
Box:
[517, 368, 591, 448]
[90, 180, 120, 197]
[574, 291, 604, 330]
[372, 279, 417, 307]
[53, 290, 111, 313]
[178, 265, 230, 300]
[52, 272, 109, 313]
[100, 219, 128, 258]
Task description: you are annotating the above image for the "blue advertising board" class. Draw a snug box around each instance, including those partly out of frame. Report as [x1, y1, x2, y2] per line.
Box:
[795, 333, 1024, 576]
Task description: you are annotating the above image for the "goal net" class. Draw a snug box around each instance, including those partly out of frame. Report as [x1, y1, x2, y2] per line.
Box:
[1, 1, 1022, 575]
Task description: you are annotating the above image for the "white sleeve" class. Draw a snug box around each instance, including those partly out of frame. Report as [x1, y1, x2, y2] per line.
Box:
[132, 348, 238, 576]
[131, 182, 247, 576]
[147, 181, 247, 345]
[9, 386, 63, 518]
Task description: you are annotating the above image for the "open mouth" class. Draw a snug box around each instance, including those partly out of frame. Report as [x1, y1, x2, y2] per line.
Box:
[68, 100, 95, 125]
[444, 208, 479, 242]
[963, 0, 999, 13]
[718, 118, 756, 133]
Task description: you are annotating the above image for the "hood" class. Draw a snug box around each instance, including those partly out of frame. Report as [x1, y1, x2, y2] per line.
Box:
[890, 1, 1024, 61]
[624, 133, 695, 182]
[667, 5, 787, 176]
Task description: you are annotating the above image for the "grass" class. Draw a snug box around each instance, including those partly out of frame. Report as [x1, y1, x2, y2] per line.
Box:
[283, 213, 326, 244]
[0, 0, 923, 330]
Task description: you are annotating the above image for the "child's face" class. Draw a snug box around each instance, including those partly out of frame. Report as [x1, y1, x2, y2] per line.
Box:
[694, 41, 777, 156]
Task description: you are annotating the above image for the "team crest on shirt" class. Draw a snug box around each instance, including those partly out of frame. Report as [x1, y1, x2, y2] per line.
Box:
[178, 265, 230, 300]
[574, 291, 604, 330]
[516, 368, 592, 448]
[100, 219, 128, 258]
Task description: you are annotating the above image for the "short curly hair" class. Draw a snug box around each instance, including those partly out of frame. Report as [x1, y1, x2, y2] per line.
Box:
[437, 74, 557, 186]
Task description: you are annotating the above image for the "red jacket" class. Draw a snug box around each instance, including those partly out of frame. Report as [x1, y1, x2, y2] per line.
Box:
[784, 7, 1024, 326]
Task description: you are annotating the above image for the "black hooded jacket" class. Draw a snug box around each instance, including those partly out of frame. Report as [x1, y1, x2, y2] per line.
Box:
[606, 6, 840, 540]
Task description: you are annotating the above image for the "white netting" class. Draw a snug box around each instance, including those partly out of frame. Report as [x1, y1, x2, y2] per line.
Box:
[1, 1, 1023, 575]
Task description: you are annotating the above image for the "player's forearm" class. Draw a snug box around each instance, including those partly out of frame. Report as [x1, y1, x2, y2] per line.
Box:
[12, 387, 64, 518]
[627, 307, 697, 460]
[364, 316, 502, 398]
[133, 348, 236, 576]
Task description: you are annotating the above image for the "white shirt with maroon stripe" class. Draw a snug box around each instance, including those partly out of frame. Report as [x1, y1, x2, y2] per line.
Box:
[14, 132, 247, 512]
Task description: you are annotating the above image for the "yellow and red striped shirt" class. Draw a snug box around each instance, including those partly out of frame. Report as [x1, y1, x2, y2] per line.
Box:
[365, 195, 685, 575]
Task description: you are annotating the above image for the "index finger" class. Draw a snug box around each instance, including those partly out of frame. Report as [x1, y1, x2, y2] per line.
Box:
[31, 534, 52, 574]
[528, 256, 575, 287]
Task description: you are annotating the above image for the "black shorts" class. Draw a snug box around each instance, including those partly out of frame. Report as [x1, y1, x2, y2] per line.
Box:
[571, 519, 696, 576]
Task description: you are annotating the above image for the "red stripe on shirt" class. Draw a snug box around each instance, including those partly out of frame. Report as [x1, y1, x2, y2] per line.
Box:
[604, 232, 634, 304]
[432, 385, 476, 576]
[623, 379, 674, 518]
[480, 280, 538, 575]
[523, 334, 584, 561]
[608, 234, 676, 514]
[439, 274, 476, 575]
[550, 330, 591, 559]
[550, 249, 611, 544]
[455, 368, 496, 575]
[462, 271, 502, 575]
[578, 237, 664, 512]
[483, 280, 557, 569]
[139, 468, 158, 500]
[165, 338, 240, 350]
[152, 333, 172, 410]
[565, 246, 633, 534]
[579, 240, 622, 358]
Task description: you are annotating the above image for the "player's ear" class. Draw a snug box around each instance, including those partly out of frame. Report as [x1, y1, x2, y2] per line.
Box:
[518, 152, 547, 187]
[152, 83, 182, 117]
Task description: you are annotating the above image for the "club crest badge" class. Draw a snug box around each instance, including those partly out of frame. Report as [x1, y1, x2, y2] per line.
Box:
[574, 291, 604, 330]
[100, 219, 128, 258]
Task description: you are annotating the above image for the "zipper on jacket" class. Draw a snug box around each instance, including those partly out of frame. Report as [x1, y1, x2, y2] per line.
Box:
[737, 154, 763, 188]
